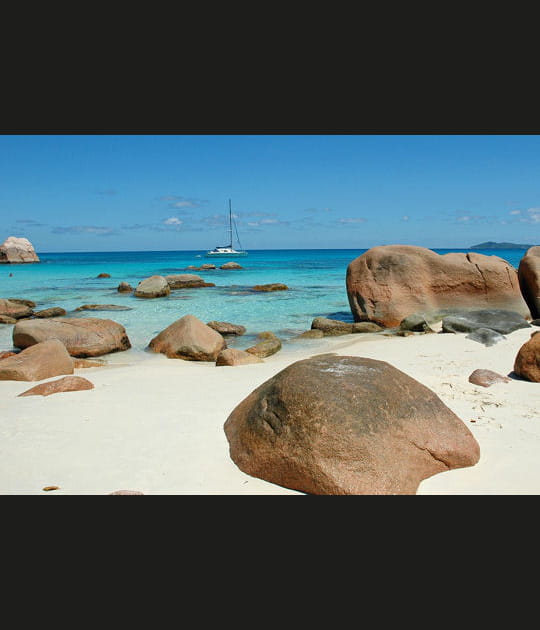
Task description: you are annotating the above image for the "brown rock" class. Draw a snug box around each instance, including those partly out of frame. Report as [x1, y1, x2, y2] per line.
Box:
[224, 355, 480, 495]
[220, 262, 243, 269]
[0, 298, 33, 319]
[206, 321, 246, 335]
[0, 339, 74, 381]
[13, 317, 131, 357]
[134, 275, 171, 298]
[148, 314, 226, 361]
[7, 298, 36, 307]
[514, 332, 540, 382]
[75, 304, 132, 311]
[117, 282, 133, 293]
[0, 314, 17, 324]
[251, 283, 289, 292]
[0, 350, 18, 359]
[73, 358, 106, 368]
[96, 272, 111, 278]
[165, 274, 215, 289]
[0, 236, 40, 263]
[216, 348, 264, 366]
[295, 329, 325, 339]
[199, 263, 216, 270]
[346, 245, 530, 327]
[311, 317, 383, 336]
[245, 331, 282, 358]
[18, 375, 94, 397]
[33, 307, 67, 318]
[468, 369, 512, 387]
[518, 246, 540, 319]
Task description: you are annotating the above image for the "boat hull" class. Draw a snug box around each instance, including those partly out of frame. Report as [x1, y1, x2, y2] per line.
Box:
[205, 251, 248, 257]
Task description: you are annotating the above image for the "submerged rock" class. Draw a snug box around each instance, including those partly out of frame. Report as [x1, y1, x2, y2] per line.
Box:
[224, 354, 480, 494]
[295, 329, 325, 339]
[245, 332, 282, 358]
[75, 304, 133, 311]
[117, 282, 133, 293]
[251, 283, 289, 292]
[33, 307, 67, 318]
[206, 321, 246, 335]
[220, 262, 243, 269]
[165, 274, 215, 289]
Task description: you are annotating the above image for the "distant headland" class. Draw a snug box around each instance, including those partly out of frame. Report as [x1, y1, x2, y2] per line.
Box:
[470, 241, 535, 250]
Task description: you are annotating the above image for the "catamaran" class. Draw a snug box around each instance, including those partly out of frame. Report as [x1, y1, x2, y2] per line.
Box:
[205, 199, 248, 257]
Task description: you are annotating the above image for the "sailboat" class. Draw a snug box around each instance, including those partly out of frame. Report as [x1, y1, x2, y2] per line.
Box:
[205, 199, 248, 257]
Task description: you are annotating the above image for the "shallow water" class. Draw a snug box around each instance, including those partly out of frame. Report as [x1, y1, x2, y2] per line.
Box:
[0, 247, 527, 361]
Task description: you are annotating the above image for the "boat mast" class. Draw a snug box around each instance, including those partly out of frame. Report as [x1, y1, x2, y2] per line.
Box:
[228, 199, 233, 247]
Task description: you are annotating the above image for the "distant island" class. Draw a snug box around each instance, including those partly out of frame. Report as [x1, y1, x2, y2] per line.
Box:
[470, 241, 535, 250]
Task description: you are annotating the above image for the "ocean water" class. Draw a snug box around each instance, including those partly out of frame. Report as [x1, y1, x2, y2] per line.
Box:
[0, 247, 528, 362]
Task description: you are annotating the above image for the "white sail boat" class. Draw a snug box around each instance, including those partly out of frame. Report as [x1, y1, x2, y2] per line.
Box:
[205, 199, 248, 257]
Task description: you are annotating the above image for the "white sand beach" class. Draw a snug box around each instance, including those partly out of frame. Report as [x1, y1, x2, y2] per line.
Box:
[1, 324, 539, 495]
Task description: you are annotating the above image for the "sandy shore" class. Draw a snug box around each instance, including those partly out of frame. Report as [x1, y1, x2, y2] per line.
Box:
[1, 325, 539, 495]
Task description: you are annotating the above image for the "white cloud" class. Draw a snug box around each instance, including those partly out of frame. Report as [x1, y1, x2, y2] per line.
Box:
[509, 209, 521, 215]
[402, 215, 410, 221]
[337, 217, 367, 224]
[164, 217, 182, 225]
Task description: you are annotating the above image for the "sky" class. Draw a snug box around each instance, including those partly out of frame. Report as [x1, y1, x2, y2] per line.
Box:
[1, 133, 540, 252]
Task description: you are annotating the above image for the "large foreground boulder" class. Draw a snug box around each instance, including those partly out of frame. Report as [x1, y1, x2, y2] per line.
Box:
[346, 245, 530, 327]
[12, 317, 131, 357]
[518, 246, 540, 319]
[224, 354, 480, 494]
[0, 339, 74, 381]
[514, 331, 540, 382]
[0, 298, 33, 319]
[0, 236, 40, 263]
[148, 314, 226, 361]
[134, 275, 170, 298]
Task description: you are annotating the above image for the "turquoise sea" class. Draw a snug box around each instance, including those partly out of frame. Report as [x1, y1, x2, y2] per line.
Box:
[0, 248, 527, 361]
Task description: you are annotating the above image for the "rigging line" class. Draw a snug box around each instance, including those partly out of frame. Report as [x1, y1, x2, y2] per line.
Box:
[233, 217, 243, 251]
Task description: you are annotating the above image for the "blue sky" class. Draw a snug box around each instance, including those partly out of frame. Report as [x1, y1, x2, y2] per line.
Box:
[1, 134, 540, 252]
